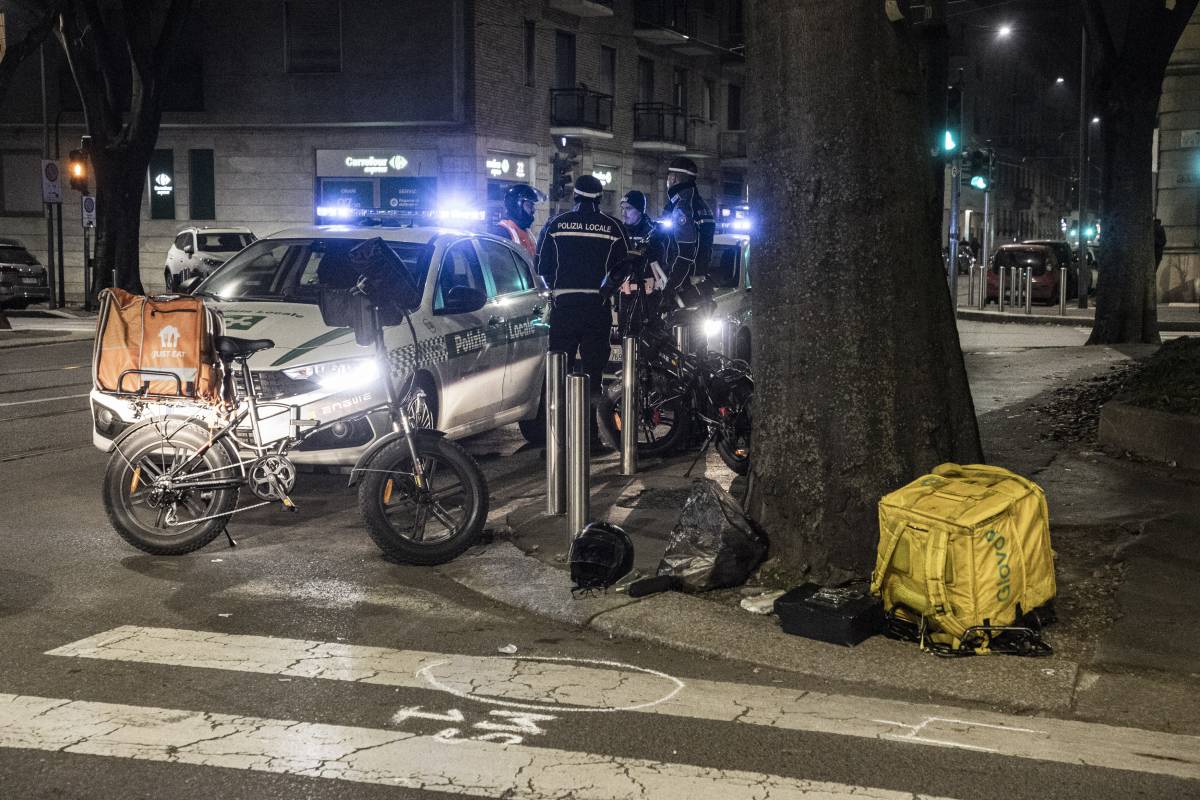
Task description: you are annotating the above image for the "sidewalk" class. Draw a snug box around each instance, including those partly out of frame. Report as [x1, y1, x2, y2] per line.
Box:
[955, 295, 1200, 331]
[0, 306, 97, 349]
[441, 339, 1200, 734]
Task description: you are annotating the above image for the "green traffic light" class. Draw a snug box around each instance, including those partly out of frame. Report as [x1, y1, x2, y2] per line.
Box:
[970, 175, 988, 190]
[943, 131, 958, 152]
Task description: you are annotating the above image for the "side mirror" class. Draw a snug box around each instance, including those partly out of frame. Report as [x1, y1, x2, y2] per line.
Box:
[182, 243, 194, 256]
[178, 275, 203, 295]
[441, 285, 488, 315]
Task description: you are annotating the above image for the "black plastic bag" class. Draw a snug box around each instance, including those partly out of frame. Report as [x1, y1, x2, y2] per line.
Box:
[656, 479, 766, 592]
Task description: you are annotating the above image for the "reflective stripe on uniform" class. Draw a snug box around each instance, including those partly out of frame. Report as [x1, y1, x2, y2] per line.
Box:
[549, 231, 621, 241]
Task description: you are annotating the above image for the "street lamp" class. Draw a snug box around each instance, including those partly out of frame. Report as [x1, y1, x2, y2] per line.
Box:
[998, 24, 1013, 37]
[1055, 76, 1065, 85]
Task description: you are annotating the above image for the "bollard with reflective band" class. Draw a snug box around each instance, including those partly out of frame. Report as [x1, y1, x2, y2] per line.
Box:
[566, 373, 590, 540]
[1059, 267, 1068, 315]
[998, 266, 1007, 312]
[545, 351, 567, 516]
[979, 263, 988, 310]
[674, 324, 690, 355]
[1024, 267, 1033, 314]
[621, 337, 638, 477]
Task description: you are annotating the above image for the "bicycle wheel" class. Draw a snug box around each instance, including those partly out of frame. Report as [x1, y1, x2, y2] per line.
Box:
[357, 436, 488, 565]
[715, 406, 752, 476]
[102, 421, 240, 555]
[603, 365, 691, 458]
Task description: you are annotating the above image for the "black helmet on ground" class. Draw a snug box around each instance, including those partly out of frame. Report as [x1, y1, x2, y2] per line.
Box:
[503, 184, 541, 229]
[569, 522, 634, 591]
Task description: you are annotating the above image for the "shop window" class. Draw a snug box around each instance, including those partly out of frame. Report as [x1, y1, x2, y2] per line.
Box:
[285, 1, 342, 74]
[0, 150, 43, 216]
[189, 149, 216, 220]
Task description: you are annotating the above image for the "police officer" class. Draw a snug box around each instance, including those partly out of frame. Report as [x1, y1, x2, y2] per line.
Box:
[491, 184, 540, 261]
[535, 174, 629, 392]
[661, 157, 716, 304]
[617, 190, 668, 334]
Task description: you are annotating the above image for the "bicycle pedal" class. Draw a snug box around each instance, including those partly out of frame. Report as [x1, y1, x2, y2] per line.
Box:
[280, 496, 299, 513]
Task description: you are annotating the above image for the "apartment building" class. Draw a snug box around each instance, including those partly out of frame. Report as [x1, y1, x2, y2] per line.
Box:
[0, 0, 748, 301]
[1155, 13, 1200, 302]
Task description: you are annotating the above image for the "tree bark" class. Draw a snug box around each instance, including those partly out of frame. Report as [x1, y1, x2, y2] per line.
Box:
[746, 0, 983, 584]
[90, 145, 152, 295]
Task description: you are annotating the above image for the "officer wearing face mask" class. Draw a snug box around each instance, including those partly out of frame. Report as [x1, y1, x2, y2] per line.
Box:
[661, 157, 715, 305]
[491, 184, 541, 261]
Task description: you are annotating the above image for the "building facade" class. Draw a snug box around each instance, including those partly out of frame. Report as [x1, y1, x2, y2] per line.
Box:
[0, 0, 748, 301]
[1155, 14, 1200, 302]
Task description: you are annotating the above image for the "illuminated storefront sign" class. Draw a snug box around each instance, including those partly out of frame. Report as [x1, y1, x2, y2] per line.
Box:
[485, 152, 532, 181]
[316, 149, 436, 178]
[592, 168, 615, 187]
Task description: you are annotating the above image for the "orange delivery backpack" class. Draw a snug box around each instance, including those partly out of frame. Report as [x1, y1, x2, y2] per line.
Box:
[92, 288, 224, 403]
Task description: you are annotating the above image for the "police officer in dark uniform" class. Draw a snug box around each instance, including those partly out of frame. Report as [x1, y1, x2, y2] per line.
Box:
[661, 157, 716, 305]
[535, 174, 629, 392]
[616, 190, 669, 334]
[491, 184, 540, 262]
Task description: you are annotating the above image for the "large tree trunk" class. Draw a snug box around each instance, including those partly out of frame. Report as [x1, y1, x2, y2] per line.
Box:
[1087, 72, 1161, 344]
[89, 145, 152, 296]
[746, 0, 983, 584]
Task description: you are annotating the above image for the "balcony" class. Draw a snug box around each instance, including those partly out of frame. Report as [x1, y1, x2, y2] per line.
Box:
[633, 103, 688, 152]
[547, 0, 613, 17]
[635, 0, 690, 45]
[719, 130, 747, 165]
[550, 88, 614, 140]
[685, 117, 718, 159]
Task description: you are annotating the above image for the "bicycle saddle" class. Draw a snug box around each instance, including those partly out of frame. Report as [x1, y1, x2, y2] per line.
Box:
[215, 336, 275, 360]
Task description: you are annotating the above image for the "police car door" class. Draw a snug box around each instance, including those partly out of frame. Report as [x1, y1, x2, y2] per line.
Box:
[432, 239, 505, 428]
[476, 238, 544, 413]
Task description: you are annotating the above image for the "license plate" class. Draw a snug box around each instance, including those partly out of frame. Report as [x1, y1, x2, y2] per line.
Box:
[20, 278, 38, 286]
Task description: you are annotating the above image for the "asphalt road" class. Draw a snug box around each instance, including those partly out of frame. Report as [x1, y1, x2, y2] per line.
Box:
[0, 335, 1196, 799]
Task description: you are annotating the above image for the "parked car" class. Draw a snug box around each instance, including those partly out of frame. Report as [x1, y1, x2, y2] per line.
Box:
[0, 238, 51, 310]
[164, 226, 257, 291]
[706, 233, 753, 362]
[92, 225, 547, 467]
[986, 244, 1063, 305]
[1022, 239, 1098, 297]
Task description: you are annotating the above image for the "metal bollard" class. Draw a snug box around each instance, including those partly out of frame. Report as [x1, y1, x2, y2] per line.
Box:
[965, 264, 975, 307]
[1059, 267, 1067, 315]
[674, 324, 690, 355]
[621, 337, 637, 477]
[998, 266, 1006, 312]
[544, 351, 567, 516]
[979, 264, 988, 310]
[566, 373, 590, 540]
[1024, 267, 1033, 314]
[1009, 266, 1018, 309]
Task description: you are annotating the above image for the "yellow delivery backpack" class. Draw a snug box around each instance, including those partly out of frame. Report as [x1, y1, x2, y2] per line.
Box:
[871, 463, 1055, 654]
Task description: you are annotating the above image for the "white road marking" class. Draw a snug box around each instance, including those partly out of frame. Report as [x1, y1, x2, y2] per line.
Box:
[0, 392, 90, 407]
[47, 626, 1200, 782]
[0, 693, 959, 800]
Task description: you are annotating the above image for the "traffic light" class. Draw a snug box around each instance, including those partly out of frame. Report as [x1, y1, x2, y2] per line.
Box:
[967, 150, 990, 191]
[549, 152, 576, 201]
[68, 149, 89, 193]
[943, 82, 963, 155]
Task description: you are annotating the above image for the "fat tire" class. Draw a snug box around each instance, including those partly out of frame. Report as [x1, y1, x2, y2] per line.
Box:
[603, 368, 691, 458]
[357, 436, 488, 565]
[102, 423, 240, 555]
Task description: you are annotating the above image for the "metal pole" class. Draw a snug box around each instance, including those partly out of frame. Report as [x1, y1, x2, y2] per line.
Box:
[1059, 267, 1068, 315]
[82, 226, 91, 312]
[673, 324, 690, 355]
[980, 162, 991, 312]
[621, 337, 638, 476]
[566, 373, 590, 540]
[55, 193, 65, 307]
[998, 264, 1006, 312]
[948, 151, 961, 296]
[41, 47, 58, 311]
[1077, 25, 1089, 309]
[1024, 267, 1033, 314]
[544, 351, 567, 516]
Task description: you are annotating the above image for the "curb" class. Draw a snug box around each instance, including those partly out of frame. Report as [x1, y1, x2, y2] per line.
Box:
[1099, 401, 1200, 470]
[956, 308, 1200, 332]
[443, 541, 1079, 714]
[0, 332, 94, 350]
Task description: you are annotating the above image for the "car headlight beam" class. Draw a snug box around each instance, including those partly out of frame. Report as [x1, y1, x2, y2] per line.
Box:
[283, 358, 380, 391]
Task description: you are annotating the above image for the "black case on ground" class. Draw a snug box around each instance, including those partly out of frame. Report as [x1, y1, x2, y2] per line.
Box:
[773, 584, 883, 646]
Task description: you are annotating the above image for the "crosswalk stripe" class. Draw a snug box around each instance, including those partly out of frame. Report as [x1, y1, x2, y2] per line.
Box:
[0, 692, 957, 800]
[47, 626, 1200, 782]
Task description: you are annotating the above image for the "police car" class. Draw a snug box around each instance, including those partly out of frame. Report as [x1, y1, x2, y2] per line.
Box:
[701, 232, 752, 362]
[90, 224, 548, 466]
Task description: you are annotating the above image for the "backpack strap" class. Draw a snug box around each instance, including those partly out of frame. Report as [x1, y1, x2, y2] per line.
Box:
[870, 514, 907, 597]
[923, 526, 967, 641]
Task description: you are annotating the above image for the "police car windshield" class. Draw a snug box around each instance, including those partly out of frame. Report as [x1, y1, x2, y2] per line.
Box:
[197, 238, 433, 305]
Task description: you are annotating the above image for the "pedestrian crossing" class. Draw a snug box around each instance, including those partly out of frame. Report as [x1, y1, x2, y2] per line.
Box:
[0, 625, 1195, 798]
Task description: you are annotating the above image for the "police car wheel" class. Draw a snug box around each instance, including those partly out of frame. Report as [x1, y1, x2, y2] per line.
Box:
[517, 393, 546, 445]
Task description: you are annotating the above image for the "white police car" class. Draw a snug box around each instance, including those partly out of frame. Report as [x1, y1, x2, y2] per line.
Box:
[92, 225, 548, 467]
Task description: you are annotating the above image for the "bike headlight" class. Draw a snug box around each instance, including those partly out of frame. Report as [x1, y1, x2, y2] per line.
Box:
[703, 318, 725, 339]
[283, 358, 379, 391]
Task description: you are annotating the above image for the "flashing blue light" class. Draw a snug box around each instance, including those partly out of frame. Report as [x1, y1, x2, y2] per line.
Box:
[731, 219, 752, 232]
[943, 130, 958, 152]
[316, 205, 356, 220]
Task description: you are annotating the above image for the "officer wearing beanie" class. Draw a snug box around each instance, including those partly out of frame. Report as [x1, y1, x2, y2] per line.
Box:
[617, 190, 669, 333]
[491, 184, 540, 261]
[661, 156, 715, 304]
[535, 174, 630, 392]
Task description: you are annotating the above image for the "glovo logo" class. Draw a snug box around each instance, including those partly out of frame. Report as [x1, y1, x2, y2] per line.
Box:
[985, 528, 1012, 601]
[159, 325, 181, 349]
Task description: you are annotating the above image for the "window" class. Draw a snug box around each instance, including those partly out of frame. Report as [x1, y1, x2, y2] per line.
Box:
[600, 45, 617, 97]
[198, 232, 253, 253]
[637, 57, 654, 104]
[435, 240, 489, 312]
[673, 67, 688, 111]
[727, 84, 743, 129]
[189, 149, 215, 220]
[524, 20, 536, 87]
[0, 150, 43, 215]
[478, 240, 528, 296]
[174, 233, 194, 251]
[555, 30, 576, 89]
[285, 1, 342, 74]
[703, 79, 715, 121]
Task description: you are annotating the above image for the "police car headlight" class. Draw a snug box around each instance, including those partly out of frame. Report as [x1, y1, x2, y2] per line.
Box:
[703, 318, 725, 339]
[284, 358, 379, 391]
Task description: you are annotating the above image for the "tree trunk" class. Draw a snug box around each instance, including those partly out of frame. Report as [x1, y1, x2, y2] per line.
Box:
[1087, 73, 1160, 345]
[90, 146, 148, 296]
[746, 0, 983, 584]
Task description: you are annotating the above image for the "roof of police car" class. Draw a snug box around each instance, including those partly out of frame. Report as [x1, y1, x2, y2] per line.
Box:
[268, 224, 479, 244]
